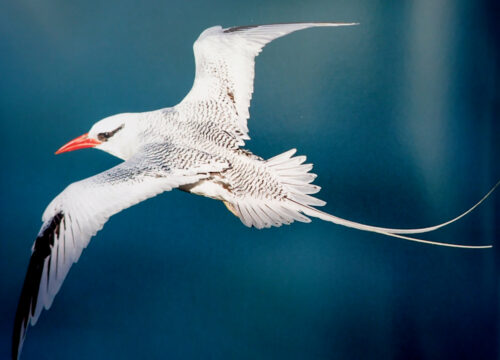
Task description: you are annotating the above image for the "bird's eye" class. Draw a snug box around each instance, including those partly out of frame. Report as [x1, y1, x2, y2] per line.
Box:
[97, 132, 111, 141]
[97, 124, 124, 142]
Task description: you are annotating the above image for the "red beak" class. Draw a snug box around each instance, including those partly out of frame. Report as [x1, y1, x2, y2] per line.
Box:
[55, 133, 101, 155]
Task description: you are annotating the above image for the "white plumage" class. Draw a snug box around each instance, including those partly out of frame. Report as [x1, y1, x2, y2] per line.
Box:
[12, 22, 497, 360]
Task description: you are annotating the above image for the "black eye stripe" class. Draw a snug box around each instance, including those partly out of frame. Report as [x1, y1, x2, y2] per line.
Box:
[97, 124, 124, 142]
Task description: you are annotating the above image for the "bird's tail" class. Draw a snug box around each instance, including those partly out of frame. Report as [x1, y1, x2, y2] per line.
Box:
[291, 180, 499, 249]
[229, 148, 497, 248]
[273, 150, 498, 249]
[296, 199, 495, 249]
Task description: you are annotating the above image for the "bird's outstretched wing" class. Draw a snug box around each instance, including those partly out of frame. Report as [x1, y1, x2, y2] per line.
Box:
[179, 22, 357, 145]
[12, 144, 228, 359]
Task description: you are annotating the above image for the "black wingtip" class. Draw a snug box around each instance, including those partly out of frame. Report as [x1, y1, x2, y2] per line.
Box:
[12, 252, 42, 360]
[12, 212, 64, 359]
[222, 22, 359, 34]
[223, 25, 259, 33]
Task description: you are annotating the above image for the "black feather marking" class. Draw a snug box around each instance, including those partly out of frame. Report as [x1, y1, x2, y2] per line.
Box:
[223, 25, 258, 33]
[12, 212, 64, 360]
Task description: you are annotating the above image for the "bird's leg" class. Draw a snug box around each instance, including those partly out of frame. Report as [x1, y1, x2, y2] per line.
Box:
[222, 201, 239, 217]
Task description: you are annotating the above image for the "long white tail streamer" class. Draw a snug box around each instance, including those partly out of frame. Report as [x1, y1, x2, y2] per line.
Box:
[297, 180, 499, 249]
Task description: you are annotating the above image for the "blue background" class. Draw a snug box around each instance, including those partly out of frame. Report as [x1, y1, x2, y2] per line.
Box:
[1, 0, 499, 359]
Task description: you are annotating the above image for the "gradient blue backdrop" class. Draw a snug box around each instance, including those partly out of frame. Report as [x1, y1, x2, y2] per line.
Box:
[1, 0, 499, 359]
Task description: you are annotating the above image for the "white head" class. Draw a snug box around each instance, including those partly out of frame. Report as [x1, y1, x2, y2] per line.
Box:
[55, 113, 143, 160]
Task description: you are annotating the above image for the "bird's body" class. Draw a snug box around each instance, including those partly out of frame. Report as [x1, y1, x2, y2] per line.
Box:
[12, 22, 498, 359]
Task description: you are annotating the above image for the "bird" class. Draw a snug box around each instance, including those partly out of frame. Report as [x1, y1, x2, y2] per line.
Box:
[12, 22, 498, 359]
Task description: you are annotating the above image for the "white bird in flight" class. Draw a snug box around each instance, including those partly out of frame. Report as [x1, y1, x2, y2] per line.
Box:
[12, 22, 498, 359]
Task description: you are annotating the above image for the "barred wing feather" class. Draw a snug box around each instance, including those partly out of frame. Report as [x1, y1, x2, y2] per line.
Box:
[181, 23, 358, 142]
